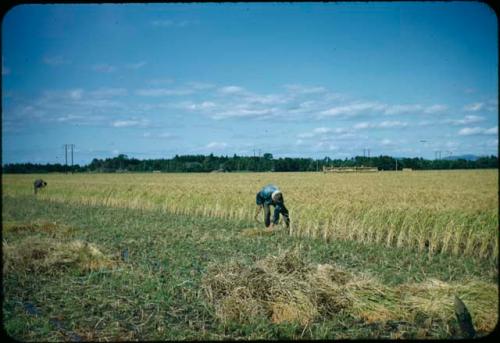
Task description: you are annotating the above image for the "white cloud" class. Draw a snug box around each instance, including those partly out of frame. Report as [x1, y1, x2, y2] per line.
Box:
[143, 131, 177, 139]
[383, 104, 423, 115]
[484, 127, 498, 135]
[380, 138, 393, 146]
[353, 122, 371, 129]
[136, 88, 194, 96]
[353, 120, 407, 130]
[245, 94, 290, 105]
[463, 102, 484, 112]
[112, 119, 149, 128]
[89, 88, 128, 98]
[313, 127, 332, 134]
[56, 114, 83, 122]
[320, 102, 386, 117]
[447, 115, 485, 125]
[182, 101, 216, 111]
[218, 86, 246, 94]
[379, 120, 408, 128]
[284, 84, 327, 94]
[69, 89, 84, 100]
[205, 141, 228, 150]
[423, 104, 447, 114]
[458, 127, 497, 136]
[212, 107, 277, 120]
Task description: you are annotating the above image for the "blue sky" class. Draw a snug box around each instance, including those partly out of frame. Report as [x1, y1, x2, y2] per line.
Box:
[2, 2, 498, 165]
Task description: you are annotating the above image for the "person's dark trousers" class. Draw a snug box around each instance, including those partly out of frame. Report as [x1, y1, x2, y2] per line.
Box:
[280, 204, 290, 227]
[264, 203, 272, 227]
[264, 203, 290, 228]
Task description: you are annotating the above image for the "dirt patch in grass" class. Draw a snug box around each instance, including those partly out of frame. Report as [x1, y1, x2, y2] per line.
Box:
[3, 236, 116, 275]
[202, 248, 498, 336]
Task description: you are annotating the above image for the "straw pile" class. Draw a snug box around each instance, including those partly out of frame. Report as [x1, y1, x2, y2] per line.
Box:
[202, 248, 498, 335]
[3, 236, 115, 275]
[397, 279, 498, 333]
[202, 247, 354, 325]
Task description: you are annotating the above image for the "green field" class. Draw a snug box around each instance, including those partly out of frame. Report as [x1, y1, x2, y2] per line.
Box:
[2, 170, 498, 340]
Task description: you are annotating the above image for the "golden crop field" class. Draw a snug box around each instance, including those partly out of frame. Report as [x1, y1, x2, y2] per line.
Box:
[2, 169, 498, 261]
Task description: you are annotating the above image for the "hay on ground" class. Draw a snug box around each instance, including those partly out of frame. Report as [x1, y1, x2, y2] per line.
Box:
[202, 248, 498, 336]
[397, 279, 498, 333]
[202, 247, 354, 326]
[3, 236, 116, 275]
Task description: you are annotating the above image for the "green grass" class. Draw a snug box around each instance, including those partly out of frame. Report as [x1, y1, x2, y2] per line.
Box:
[2, 195, 498, 340]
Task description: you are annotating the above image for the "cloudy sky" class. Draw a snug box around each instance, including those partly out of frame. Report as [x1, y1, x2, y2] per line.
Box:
[2, 2, 497, 164]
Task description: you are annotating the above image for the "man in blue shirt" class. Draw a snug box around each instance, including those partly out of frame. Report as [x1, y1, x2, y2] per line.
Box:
[254, 184, 290, 229]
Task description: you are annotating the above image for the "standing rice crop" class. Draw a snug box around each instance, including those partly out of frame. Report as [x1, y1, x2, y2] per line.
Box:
[3, 169, 497, 260]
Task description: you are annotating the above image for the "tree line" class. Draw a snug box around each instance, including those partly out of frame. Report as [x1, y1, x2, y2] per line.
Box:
[2, 153, 498, 173]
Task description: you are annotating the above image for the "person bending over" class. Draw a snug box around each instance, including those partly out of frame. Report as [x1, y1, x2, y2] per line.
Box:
[254, 184, 290, 230]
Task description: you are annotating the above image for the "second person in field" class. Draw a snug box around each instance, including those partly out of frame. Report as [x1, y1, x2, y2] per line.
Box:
[254, 184, 290, 230]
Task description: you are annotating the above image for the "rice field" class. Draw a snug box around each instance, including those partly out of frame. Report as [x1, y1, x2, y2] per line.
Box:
[2, 169, 498, 261]
[2, 169, 498, 340]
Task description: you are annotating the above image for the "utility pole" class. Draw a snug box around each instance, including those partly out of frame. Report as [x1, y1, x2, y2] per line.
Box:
[395, 158, 398, 171]
[63, 144, 68, 174]
[70, 144, 75, 173]
[63, 144, 75, 173]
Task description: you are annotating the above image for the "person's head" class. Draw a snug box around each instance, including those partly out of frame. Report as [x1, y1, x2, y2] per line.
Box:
[271, 190, 283, 204]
